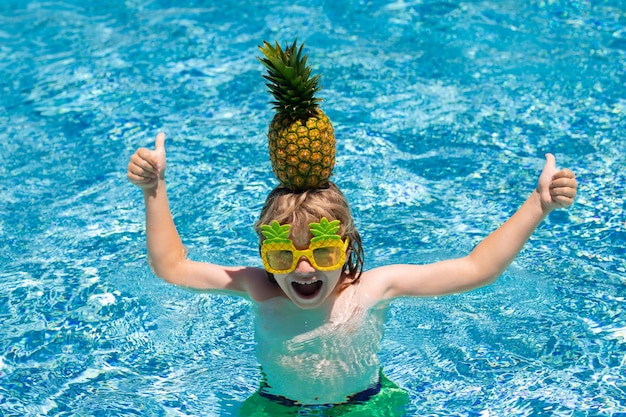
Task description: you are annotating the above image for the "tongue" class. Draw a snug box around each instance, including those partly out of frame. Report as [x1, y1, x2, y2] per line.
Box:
[292, 281, 322, 297]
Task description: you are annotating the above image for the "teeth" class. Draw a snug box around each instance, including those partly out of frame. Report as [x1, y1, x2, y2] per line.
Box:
[294, 280, 317, 285]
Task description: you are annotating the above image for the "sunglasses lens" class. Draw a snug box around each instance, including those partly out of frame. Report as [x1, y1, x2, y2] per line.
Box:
[312, 246, 342, 268]
[266, 250, 294, 271]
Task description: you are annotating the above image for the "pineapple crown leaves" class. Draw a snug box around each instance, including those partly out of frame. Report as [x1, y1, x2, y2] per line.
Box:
[258, 39, 323, 117]
[309, 217, 342, 243]
[261, 221, 292, 244]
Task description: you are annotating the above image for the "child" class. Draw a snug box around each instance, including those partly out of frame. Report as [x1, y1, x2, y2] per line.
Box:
[127, 132, 577, 412]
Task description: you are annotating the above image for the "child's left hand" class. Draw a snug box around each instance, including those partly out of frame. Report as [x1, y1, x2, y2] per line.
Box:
[537, 153, 577, 212]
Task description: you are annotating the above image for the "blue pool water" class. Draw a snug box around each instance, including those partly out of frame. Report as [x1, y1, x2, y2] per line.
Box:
[1, 0, 625, 415]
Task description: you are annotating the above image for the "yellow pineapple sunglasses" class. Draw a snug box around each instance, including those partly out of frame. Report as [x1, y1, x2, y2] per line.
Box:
[260, 218, 350, 274]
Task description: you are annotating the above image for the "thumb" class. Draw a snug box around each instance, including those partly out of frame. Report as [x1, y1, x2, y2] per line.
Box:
[537, 153, 557, 205]
[155, 132, 166, 155]
[542, 153, 557, 178]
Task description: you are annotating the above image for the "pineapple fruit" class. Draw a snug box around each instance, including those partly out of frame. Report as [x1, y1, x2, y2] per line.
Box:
[258, 40, 336, 190]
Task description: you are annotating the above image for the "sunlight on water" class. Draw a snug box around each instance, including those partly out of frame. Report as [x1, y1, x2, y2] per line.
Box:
[0, 0, 624, 415]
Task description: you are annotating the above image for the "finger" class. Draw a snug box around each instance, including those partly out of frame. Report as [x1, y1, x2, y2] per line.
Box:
[155, 132, 166, 154]
[127, 170, 152, 184]
[129, 160, 157, 179]
[128, 163, 157, 180]
[544, 153, 556, 168]
[551, 168, 576, 180]
[132, 150, 158, 173]
[550, 178, 577, 196]
[551, 195, 574, 208]
[128, 174, 153, 184]
[550, 186, 577, 199]
[128, 159, 155, 175]
[550, 176, 577, 188]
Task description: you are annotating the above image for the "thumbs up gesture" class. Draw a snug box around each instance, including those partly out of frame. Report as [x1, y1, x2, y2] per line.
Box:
[127, 132, 167, 191]
[536, 153, 577, 213]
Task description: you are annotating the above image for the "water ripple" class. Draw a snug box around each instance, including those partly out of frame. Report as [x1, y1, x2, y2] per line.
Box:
[1, 0, 624, 415]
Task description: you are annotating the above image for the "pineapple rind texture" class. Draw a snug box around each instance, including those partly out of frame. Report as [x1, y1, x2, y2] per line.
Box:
[260, 40, 336, 191]
[268, 109, 335, 190]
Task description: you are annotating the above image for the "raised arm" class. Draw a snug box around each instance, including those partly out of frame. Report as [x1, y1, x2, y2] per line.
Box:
[127, 133, 268, 296]
[366, 154, 577, 299]
[127, 133, 185, 280]
[464, 153, 576, 282]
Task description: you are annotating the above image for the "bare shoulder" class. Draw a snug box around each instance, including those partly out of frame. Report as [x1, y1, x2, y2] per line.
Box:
[341, 264, 429, 308]
[242, 268, 284, 302]
[211, 264, 283, 302]
[356, 265, 408, 302]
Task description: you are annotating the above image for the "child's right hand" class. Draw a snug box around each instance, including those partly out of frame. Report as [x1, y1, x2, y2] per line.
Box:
[127, 132, 167, 191]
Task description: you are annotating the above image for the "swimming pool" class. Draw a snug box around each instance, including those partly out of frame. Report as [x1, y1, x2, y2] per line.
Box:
[1, 0, 624, 415]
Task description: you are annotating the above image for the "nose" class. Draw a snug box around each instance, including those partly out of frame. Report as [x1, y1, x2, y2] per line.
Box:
[294, 255, 315, 273]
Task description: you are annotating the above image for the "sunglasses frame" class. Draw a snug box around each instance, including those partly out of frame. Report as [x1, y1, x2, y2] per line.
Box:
[261, 237, 350, 274]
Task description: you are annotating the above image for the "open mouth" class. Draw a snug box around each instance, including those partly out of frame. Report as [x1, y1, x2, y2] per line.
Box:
[291, 280, 323, 298]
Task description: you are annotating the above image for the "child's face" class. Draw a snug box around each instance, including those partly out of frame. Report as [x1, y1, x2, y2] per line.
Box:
[272, 232, 345, 309]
